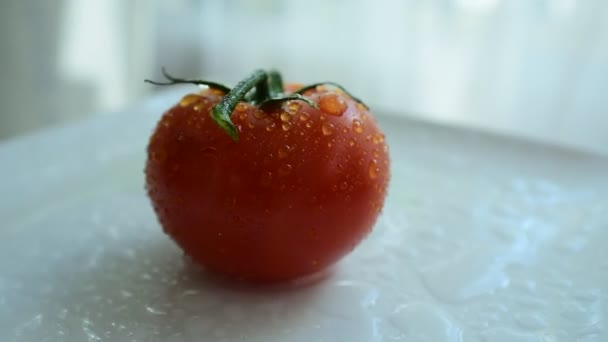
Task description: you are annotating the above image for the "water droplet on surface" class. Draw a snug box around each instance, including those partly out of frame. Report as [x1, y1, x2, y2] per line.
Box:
[368, 160, 380, 179]
[278, 145, 291, 159]
[179, 94, 200, 107]
[266, 122, 276, 131]
[194, 103, 204, 112]
[247, 121, 255, 129]
[340, 181, 349, 191]
[305, 121, 313, 128]
[352, 119, 363, 133]
[146, 306, 166, 315]
[319, 92, 347, 116]
[349, 139, 356, 147]
[299, 112, 310, 121]
[261, 172, 273, 186]
[279, 164, 293, 176]
[236, 102, 248, 112]
[280, 112, 291, 122]
[322, 122, 334, 136]
[253, 110, 265, 119]
[288, 103, 301, 112]
[320, 114, 327, 121]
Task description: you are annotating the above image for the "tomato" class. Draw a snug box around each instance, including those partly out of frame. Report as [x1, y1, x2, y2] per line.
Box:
[145, 70, 390, 283]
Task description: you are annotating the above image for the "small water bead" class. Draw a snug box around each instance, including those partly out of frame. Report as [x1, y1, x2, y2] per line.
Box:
[282, 123, 291, 131]
[266, 122, 276, 131]
[194, 103, 205, 112]
[339, 181, 349, 191]
[372, 134, 384, 144]
[288, 102, 301, 112]
[305, 121, 314, 128]
[278, 145, 291, 159]
[322, 122, 334, 136]
[318, 92, 347, 116]
[280, 112, 291, 122]
[349, 139, 356, 147]
[279, 164, 293, 176]
[352, 119, 363, 133]
[368, 159, 380, 179]
[232, 103, 245, 113]
[299, 112, 310, 121]
[179, 94, 200, 107]
[247, 121, 255, 129]
[253, 110, 265, 119]
[260, 172, 273, 186]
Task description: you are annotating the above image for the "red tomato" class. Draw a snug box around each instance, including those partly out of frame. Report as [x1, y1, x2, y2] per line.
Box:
[145, 71, 390, 283]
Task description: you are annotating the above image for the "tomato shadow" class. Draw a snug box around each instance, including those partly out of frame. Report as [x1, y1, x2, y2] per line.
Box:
[38, 229, 330, 341]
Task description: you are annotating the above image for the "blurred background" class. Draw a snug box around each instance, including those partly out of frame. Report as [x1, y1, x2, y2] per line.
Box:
[1, 0, 607, 155]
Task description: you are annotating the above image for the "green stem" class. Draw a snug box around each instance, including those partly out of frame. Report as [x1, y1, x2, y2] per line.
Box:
[260, 94, 318, 109]
[211, 69, 267, 141]
[293, 82, 368, 109]
[267, 70, 284, 98]
[144, 67, 231, 93]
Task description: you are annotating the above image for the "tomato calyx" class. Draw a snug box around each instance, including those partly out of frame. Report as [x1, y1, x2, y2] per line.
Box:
[144, 67, 231, 94]
[145, 68, 366, 141]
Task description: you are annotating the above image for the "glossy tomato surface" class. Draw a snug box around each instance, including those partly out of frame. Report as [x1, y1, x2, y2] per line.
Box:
[146, 85, 390, 282]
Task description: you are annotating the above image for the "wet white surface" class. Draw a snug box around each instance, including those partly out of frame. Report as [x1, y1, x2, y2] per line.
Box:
[1, 91, 607, 341]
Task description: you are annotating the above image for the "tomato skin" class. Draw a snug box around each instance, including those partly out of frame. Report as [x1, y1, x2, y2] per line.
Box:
[146, 86, 390, 282]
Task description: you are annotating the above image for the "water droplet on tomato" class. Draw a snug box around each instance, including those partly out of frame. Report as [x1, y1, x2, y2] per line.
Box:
[179, 94, 200, 107]
[260, 172, 273, 186]
[288, 102, 301, 112]
[236, 103, 247, 112]
[280, 112, 291, 122]
[368, 159, 380, 179]
[339, 181, 349, 191]
[305, 121, 313, 128]
[278, 145, 291, 159]
[299, 112, 310, 121]
[248, 121, 255, 129]
[319, 92, 347, 116]
[361, 114, 368, 121]
[321, 122, 334, 136]
[349, 139, 356, 147]
[282, 123, 291, 131]
[320, 114, 327, 121]
[279, 164, 293, 176]
[372, 134, 384, 144]
[352, 119, 363, 133]
[194, 103, 204, 112]
[253, 110, 265, 119]
[266, 122, 276, 131]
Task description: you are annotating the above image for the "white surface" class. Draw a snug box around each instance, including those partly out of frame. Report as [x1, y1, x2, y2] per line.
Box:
[1, 91, 607, 342]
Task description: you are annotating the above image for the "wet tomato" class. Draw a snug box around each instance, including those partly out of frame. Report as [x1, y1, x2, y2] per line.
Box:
[145, 70, 390, 282]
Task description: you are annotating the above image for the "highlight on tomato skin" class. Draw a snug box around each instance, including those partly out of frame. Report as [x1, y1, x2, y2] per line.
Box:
[145, 70, 390, 283]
